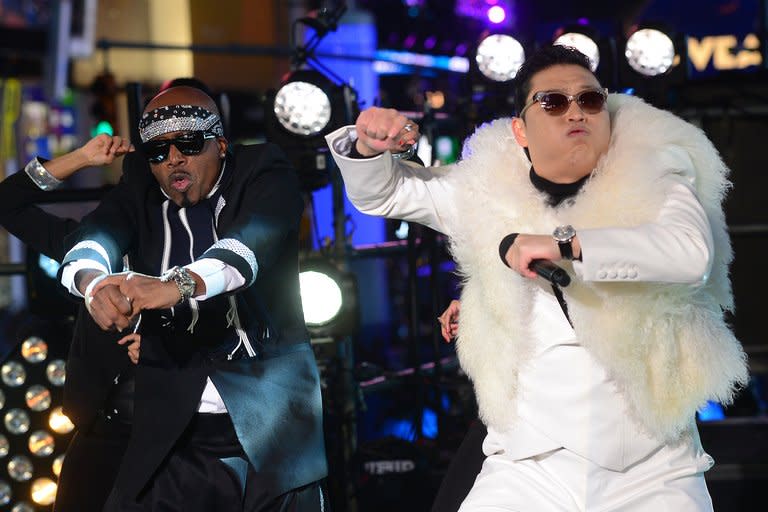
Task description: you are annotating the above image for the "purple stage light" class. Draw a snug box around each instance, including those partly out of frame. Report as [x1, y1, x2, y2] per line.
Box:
[456, 0, 513, 27]
[487, 5, 506, 24]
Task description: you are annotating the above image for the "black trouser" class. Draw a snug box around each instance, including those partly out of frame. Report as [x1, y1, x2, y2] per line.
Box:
[107, 413, 327, 512]
[54, 414, 131, 512]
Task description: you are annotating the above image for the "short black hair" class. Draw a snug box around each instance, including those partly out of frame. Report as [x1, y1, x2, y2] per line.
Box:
[512, 45, 596, 117]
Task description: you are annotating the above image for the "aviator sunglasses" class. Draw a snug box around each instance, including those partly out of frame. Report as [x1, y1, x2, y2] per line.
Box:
[519, 88, 608, 118]
[142, 131, 216, 163]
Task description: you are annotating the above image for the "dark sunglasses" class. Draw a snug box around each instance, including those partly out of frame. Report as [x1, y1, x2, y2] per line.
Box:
[519, 88, 608, 118]
[142, 131, 216, 163]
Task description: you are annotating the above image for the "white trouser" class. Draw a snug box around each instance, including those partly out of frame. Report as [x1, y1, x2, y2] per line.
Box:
[458, 440, 714, 512]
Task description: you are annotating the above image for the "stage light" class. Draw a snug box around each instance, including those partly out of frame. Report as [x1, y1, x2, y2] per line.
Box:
[475, 34, 525, 82]
[487, 5, 506, 24]
[273, 81, 332, 137]
[550, 23, 619, 89]
[30, 477, 56, 505]
[20, 338, 47, 364]
[51, 455, 64, 478]
[299, 259, 359, 339]
[0, 328, 74, 510]
[300, 271, 343, 326]
[27, 431, 54, 457]
[45, 360, 66, 387]
[7, 456, 32, 481]
[625, 28, 675, 76]
[269, 69, 355, 140]
[4, 411, 30, 435]
[48, 407, 74, 434]
[0, 481, 9, 504]
[265, 69, 359, 191]
[24, 386, 51, 412]
[1, 364, 25, 388]
[554, 32, 600, 71]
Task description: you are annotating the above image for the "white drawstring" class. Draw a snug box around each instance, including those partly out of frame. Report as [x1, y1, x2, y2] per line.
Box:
[177, 208, 199, 332]
[226, 296, 256, 358]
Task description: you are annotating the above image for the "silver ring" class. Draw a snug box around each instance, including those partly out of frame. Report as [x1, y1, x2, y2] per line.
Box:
[403, 123, 413, 132]
[391, 143, 417, 160]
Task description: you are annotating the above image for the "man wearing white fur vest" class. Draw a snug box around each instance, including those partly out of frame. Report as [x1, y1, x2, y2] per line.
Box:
[326, 45, 747, 511]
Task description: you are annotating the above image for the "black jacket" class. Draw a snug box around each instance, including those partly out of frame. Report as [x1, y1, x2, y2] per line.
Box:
[0, 167, 131, 429]
[61, 144, 327, 502]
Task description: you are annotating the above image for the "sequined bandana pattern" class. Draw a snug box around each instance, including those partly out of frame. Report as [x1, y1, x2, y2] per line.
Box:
[139, 105, 224, 142]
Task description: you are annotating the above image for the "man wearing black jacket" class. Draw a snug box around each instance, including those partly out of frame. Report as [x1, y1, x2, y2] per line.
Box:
[59, 86, 327, 511]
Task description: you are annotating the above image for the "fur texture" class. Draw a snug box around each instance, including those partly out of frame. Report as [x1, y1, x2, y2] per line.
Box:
[448, 94, 748, 441]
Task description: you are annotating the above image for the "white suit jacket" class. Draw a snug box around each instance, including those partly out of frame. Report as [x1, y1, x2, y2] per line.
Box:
[325, 123, 716, 470]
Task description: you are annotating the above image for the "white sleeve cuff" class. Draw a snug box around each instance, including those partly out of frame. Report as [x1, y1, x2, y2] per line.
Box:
[327, 126, 357, 156]
[60, 259, 110, 297]
[185, 258, 246, 300]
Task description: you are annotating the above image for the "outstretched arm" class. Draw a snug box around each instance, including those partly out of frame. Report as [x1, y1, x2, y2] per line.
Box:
[0, 134, 133, 261]
[326, 107, 460, 235]
[38, 134, 133, 182]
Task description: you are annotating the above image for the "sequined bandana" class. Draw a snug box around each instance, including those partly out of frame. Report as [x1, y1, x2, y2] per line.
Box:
[139, 104, 224, 142]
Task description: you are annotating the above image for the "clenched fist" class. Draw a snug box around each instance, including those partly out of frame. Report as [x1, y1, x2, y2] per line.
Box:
[355, 107, 419, 157]
[80, 134, 134, 166]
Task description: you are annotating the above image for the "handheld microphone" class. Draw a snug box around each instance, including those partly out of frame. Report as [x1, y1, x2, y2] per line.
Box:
[529, 259, 571, 287]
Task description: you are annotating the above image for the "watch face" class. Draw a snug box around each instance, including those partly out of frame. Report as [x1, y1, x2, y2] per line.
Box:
[553, 225, 576, 242]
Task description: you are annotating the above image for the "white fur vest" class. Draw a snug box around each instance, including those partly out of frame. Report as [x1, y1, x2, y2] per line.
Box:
[448, 94, 748, 442]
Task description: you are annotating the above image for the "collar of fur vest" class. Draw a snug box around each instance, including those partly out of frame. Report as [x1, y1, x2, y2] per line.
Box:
[448, 93, 747, 441]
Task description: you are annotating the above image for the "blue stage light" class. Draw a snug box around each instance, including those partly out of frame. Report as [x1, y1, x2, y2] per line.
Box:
[697, 401, 725, 422]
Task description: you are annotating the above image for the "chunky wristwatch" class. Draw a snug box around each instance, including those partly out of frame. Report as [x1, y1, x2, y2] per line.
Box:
[553, 225, 577, 260]
[161, 266, 196, 303]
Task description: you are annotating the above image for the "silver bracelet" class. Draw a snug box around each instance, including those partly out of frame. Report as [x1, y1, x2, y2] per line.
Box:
[391, 143, 417, 160]
[24, 157, 62, 191]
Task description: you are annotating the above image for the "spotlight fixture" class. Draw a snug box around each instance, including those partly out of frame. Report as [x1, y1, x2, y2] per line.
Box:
[625, 27, 676, 76]
[299, 259, 358, 340]
[300, 271, 343, 326]
[273, 79, 332, 137]
[554, 31, 600, 72]
[0, 331, 74, 510]
[486, 5, 506, 25]
[475, 34, 525, 82]
[269, 69, 355, 139]
[265, 69, 359, 191]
